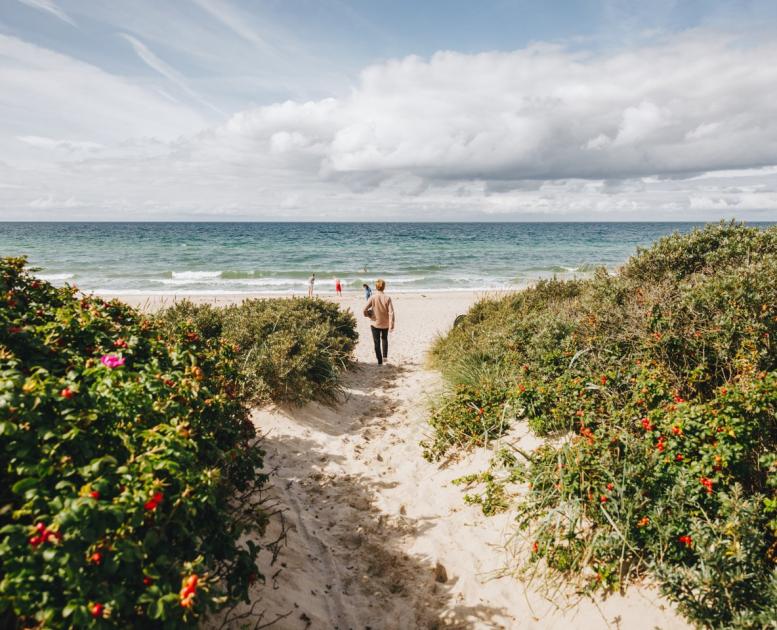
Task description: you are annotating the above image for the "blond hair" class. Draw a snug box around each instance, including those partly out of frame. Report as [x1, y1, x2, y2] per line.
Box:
[375, 278, 386, 291]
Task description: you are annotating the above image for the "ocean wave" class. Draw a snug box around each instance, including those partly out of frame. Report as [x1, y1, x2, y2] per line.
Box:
[38, 273, 75, 281]
[170, 271, 222, 280]
[91, 285, 522, 297]
[522, 263, 601, 273]
[158, 277, 310, 287]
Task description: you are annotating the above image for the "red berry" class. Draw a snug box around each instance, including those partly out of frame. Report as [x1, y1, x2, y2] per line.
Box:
[29, 535, 42, 547]
[90, 490, 100, 500]
[144, 491, 164, 511]
[90, 603, 104, 618]
[90, 552, 103, 565]
[60, 387, 75, 399]
[143, 576, 153, 586]
[36, 522, 46, 533]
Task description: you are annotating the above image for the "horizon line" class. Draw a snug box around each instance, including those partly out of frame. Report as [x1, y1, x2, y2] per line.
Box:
[2, 219, 775, 225]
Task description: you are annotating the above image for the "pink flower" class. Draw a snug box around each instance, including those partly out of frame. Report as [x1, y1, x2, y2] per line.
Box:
[100, 354, 125, 369]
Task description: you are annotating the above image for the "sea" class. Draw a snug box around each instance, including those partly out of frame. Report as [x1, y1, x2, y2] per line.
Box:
[0, 222, 771, 295]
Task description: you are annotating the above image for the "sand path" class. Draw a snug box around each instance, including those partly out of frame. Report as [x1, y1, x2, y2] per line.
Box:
[236, 293, 688, 630]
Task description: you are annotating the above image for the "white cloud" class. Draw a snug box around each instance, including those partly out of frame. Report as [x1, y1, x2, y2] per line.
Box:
[118, 34, 224, 116]
[16, 0, 75, 27]
[1, 29, 777, 220]
[0, 34, 205, 145]
[17, 135, 104, 152]
[191, 0, 268, 50]
[179, 30, 777, 191]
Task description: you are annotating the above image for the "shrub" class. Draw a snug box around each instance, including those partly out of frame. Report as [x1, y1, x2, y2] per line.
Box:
[156, 298, 357, 406]
[426, 222, 777, 628]
[0, 258, 269, 628]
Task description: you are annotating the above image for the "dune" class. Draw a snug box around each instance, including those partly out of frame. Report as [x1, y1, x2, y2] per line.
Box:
[120, 291, 687, 629]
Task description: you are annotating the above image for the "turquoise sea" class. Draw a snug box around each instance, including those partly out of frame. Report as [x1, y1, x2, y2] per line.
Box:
[0, 222, 772, 295]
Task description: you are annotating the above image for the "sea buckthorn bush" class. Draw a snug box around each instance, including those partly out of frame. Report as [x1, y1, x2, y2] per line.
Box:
[0, 257, 269, 628]
[427, 222, 777, 628]
[156, 297, 357, 406]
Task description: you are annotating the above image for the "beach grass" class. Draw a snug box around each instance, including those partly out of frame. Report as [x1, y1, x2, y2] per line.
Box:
[0, 258, 358, 628]
[426, 222, 777, 628]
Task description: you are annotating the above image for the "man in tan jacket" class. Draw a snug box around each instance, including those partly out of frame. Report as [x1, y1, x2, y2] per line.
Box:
[363, 278, 395, 365]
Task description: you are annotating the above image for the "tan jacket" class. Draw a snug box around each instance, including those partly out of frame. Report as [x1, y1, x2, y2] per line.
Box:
[364, 291, 395, 330]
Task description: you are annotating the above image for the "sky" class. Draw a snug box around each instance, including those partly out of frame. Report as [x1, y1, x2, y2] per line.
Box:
[1, 1, 777, 221]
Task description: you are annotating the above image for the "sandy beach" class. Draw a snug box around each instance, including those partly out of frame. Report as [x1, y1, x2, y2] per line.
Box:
[119, 291, 687, 629]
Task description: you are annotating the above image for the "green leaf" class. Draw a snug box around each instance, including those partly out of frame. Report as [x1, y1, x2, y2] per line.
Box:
[11, 477, 37, 495]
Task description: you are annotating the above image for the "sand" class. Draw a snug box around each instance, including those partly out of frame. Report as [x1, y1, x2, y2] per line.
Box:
[119, 291, 688, 630]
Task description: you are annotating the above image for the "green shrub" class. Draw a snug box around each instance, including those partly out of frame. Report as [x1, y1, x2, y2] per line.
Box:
[0, 258, 268, 628]
[427, 222, 777, 628]
[157, 297, 357, 406]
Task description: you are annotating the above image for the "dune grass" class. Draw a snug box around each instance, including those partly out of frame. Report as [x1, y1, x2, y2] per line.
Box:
[425, 222, 777, 628]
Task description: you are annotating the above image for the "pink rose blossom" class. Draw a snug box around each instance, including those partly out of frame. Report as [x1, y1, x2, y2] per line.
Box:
[100, 354, 125, 369]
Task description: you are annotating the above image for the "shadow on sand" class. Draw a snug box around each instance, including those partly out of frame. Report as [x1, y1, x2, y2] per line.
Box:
[218, 361, 512, 629]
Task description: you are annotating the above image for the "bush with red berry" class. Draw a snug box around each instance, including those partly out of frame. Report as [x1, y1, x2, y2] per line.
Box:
[0, 257, 269, 627]
[428, 222, 777, 628]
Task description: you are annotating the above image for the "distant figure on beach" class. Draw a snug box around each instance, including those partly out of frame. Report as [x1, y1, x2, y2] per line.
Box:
[308, 273, 315, 297]
[363, 283, 372, 299]
[335, 277, 342, 297]
[363, 279, 394, 365]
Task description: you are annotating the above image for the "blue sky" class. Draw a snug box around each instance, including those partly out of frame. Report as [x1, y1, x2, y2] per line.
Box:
[1, 0, 777, 220]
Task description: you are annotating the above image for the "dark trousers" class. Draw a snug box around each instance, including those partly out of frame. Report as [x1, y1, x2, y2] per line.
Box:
[370, 326, 388, 364]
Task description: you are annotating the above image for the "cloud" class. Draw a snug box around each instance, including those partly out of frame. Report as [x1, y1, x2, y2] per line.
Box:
[17, 135, 104, 152]
[118, 33, 224, 116]
[0, 34, 205, 145]
[2, 28, 777, 220]
[189, 30, 777, 191]
[191, 0, 268, 50]
[16, 0, 76, 27]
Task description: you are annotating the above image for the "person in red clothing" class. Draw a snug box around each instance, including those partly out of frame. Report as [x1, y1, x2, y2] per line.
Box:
[334, 277, 342, 296]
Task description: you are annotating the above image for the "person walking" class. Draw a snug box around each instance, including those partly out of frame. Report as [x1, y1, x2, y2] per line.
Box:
[335, 277, 342, 297]
[363, 283, 372, 299]
[363, 278, 394, 365]
[307, 273, 315, 297]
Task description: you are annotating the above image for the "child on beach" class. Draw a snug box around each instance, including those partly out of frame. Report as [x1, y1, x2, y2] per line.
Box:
[335, 277, 342, 297]
[308, 273, 315, 297]
[363, 283, 372, 299]
[363, 279, 394, 365]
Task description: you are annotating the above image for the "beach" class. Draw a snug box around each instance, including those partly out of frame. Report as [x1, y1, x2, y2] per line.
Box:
[119, 290, 687, 629]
